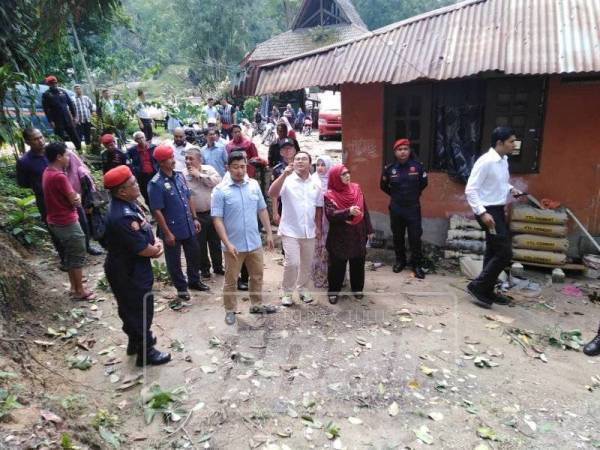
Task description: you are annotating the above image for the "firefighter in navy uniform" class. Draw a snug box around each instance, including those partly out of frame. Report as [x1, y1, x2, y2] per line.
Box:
[380, 138, 428, 279]
[103, 165, 171, 367]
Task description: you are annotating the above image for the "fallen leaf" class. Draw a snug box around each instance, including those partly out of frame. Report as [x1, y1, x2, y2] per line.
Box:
[414, 425, 434, 445]
[477, 426, 498, 441]
[428, 412, 444, 421]
[41, 410, 63, 424]
[201, 366, 216, 374]
[420, 365, 437, 376]
[484, 314, 514, 324]
[388, 401, 400, 417]
[116, 373, 143, 391]
[348, 416, 363, 425]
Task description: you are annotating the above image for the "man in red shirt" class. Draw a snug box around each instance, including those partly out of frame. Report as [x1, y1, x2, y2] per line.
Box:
[42, 142, 95, 300]
[225, 125, 265, 178]
[127, 131, 157, 206]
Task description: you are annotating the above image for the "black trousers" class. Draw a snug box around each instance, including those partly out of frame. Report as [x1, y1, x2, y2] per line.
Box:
[140, 118, 153, 141]
[137, 172, 154, 208]
[76, 121, 91, 145]
[328, 253, 366, 295]
[77, 206, 92, 251]
[163, 236, 201, 292]
[105, 260, 154, 347]
[55, 121, 81, 150]
[196, 211, 223, 274]
[471, 205, 512, 295]
[390, 205, 423, 266]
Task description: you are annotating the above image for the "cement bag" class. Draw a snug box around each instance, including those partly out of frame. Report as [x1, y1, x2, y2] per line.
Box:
[447, 229, 486, 240]
[511, 205, 567, 225]
[512, 234, 569, 252]
[446, 239, 485, 254]
[512, 249, 567, 265]
[460, 256, 507, 281]
[510, 221, 567, 237]
[449, 215, 480, 230]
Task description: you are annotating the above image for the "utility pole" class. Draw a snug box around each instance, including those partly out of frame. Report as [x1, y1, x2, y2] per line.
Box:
[69, 16, 95, 91]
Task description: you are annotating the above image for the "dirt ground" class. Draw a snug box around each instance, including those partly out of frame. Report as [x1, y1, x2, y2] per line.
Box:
[1, 133, 600, 449]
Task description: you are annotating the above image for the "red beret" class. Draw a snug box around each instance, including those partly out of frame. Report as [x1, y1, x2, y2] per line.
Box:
[104, 165, 132, 189]
[45, 75, 58, 85]
[101, 134, 115, 145]
[393, 138, 410, 150]
[154, 145, 174, 162]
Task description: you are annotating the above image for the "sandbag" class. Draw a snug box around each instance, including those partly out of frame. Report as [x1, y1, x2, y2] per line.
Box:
[449, 215, 480, 230]
[510, 221, 567, 237]
[459, 256, 507, 281]
[447, 229, 486, 240]
[512, 249, 567, 265]
[446, 239, 485, 254]
[511, 205, 567, 225]
[512, 234, 569, 252]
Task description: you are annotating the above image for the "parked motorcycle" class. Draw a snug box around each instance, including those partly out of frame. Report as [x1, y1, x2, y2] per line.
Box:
[262, 122, 276, 146]
[303, 118, 313, 136]
[183, 122, 207, 147]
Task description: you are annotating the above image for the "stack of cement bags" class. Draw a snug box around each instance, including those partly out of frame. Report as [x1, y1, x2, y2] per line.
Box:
[445, 215, 486, 257]
[510, 205, 569, 266]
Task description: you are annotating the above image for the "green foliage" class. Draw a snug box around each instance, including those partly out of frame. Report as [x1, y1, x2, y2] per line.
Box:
[96, 275, 112, 292]
[141, 384, 186, 425]
[0, 155, 48, 246]
[243, 97, 260, 121]
[61, 433, 75, 450]
[354, 0, 459, 30]
[91, 409, 120, 430]
[0, 388, 22, 421]
[152, 260, 171, 284]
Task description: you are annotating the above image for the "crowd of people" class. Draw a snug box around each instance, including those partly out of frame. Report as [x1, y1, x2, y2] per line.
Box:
[15, 76, 600, 367]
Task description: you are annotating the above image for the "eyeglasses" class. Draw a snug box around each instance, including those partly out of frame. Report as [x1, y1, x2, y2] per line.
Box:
[341, 171, 350, 176]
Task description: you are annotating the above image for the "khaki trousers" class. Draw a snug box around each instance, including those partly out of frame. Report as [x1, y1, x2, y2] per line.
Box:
[281, 235, 315, 295]
[223, 248, 264, 311]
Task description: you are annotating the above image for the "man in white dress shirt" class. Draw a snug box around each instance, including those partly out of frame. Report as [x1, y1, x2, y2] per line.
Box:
[465, 127, 522, 308]
[172, 127, 191, 172]
[268, 151, 323, 306]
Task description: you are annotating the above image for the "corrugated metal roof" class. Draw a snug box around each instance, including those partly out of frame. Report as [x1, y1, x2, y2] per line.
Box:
[255, 0, 600, 94]
[248, 24, 368, 62]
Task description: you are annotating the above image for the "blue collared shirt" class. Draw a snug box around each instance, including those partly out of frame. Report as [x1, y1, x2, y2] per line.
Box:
[211, 176, 266, 252]
[148, 170, 195, 240]
[201, 143, 228, 177]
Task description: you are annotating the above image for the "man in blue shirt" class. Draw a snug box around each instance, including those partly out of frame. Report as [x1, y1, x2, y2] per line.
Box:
[201, 129, 228, 177]
[148, 145, 209, 306]
[211, 151, 276, 325]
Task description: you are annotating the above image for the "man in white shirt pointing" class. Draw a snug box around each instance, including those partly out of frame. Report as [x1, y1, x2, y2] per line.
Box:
[269, 151, 323, 306]
[465, 127, 522, 308]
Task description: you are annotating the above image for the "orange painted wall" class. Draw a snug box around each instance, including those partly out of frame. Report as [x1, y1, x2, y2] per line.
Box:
[342, 78, 600, 234]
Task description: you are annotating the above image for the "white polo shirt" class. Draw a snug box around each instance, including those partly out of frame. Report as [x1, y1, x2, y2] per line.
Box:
[173, 142, 191, 172]
[278, 171, 323, 239]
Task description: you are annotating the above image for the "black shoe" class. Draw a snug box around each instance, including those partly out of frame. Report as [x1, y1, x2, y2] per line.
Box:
[354, 293, 364, 300]
[392, 261, 406, 273]
[413, 267, 425, 279]
[189, 281, 210, 291]
[136, 347, 171, 367]
[237, 281, 249, 291]
[328, 294, 338, 304]
[127, 335, 157, 355]
[583, 333, 600, 356]
[177, 291, 191, 301]
[214, 268, 225, 276]
[491, 291, 512, 305]
[467, 283, 493, 309]
[87, 246, 103, 256]
[225, 311, 236, 325]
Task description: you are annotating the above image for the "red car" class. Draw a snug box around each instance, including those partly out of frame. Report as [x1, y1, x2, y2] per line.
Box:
[318, 110, 342, 140]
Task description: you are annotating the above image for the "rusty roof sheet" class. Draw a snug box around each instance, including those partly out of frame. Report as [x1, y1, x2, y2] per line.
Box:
[255, 0, 600, 94]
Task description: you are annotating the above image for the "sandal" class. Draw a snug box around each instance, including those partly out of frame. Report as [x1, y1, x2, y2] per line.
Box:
[71, 290, 96, 301]
[328, 295, 338, 305]
[249, 305, 277, 314]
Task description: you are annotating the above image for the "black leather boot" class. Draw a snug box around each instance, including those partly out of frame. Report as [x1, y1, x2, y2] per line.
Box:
[127, 335, 157, 355]
[413, 266, 425, 279]
[583, 332, 600, 357]
[392, 260, 406, 273]
[136, 347, 171, 367]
